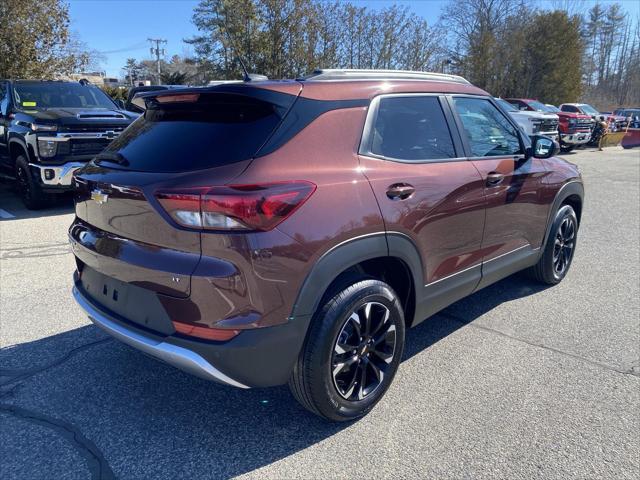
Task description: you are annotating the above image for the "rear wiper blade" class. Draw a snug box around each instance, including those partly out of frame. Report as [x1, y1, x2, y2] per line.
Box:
[94, 151, 129, 166]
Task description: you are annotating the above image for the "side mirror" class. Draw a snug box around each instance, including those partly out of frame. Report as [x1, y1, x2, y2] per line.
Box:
[531, 135, 557, 159]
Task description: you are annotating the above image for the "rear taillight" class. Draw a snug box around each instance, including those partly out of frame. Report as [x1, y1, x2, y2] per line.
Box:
[156, 182, 316, 231]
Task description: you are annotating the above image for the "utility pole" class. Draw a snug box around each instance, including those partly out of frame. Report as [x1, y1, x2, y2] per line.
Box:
[148, 38, 167, 84]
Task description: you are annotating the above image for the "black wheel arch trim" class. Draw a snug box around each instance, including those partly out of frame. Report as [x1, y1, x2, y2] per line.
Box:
[7, 137, 34, 164]
[290, 231, 424, 322]
[541, 180, 584, 254]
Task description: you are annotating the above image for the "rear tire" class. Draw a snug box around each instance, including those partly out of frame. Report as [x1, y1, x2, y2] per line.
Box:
[289, 278, 405, 421]
[528, 205, 578, 284]
[15, 155, 48, 210]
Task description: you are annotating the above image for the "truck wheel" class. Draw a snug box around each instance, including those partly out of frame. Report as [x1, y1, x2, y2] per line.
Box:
[289, 278, 405, 421]
[528, 205, 578, 285]
[15, 155, 48, 210]
[560, 145, 574, 153]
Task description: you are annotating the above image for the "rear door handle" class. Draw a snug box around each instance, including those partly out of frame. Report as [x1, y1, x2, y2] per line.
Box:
[486, 172, 504, 186]
[386, 183, 415, 200]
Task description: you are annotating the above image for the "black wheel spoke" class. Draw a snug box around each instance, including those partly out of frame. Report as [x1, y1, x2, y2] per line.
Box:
[342, 365, 359, 399]
[362, 303, 372, 337]
[371, 348, 393, 365]
[369, 306, 389, 338]
[332, 354, 359, 377]
[335, 339, 359, 355]
[348, 312, 362, 338]
[369, 358, 383, 383]
[357, 360, 368, 400]
[373, 323, 396, 346]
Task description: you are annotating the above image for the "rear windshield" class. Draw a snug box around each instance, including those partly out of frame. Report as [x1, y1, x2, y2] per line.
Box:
[102, 93, 286, 172]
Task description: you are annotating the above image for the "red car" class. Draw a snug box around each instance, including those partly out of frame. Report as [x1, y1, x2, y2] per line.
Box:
[560, 103, 628, 132]
[70, 70, 584, 421]
[506, 98, 592, 152]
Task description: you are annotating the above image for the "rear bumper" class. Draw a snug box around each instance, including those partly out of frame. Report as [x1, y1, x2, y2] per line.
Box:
[72, 280, 311, 388]
[73, 285, 249, 388]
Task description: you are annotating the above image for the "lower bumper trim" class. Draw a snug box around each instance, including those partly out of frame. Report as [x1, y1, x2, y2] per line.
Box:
[72, 286, 250, 389]
[560, 133, 591, 145]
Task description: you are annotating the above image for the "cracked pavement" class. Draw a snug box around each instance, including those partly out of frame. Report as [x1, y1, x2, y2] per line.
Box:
[1, 147, 639, 479]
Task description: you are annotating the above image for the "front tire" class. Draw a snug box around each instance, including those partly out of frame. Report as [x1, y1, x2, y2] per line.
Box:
[15, 155, 48, 210]
[528, 205, 578, 284]
[289, 278, 405, 421]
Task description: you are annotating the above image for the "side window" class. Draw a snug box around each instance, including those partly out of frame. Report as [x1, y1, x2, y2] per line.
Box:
[453, 97, 522, 157]
[369, 96, 456, 161]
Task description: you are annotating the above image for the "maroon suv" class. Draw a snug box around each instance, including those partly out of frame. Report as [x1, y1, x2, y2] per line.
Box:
[70, 69, 583, 421]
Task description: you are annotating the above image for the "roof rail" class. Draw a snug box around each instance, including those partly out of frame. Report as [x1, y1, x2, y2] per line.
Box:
[300, 69, 471, 85]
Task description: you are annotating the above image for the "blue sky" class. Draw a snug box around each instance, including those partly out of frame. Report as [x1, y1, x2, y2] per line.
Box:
[68, 0, 639, 77]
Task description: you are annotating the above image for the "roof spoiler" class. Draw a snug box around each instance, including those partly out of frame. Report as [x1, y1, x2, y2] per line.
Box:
[131, 84, 294, 114]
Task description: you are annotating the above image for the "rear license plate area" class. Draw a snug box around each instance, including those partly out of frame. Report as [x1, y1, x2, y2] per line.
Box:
[80, 266, 175, 335]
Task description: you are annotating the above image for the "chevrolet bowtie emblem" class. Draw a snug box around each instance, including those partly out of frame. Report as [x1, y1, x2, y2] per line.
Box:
[91, 189, 109, 204]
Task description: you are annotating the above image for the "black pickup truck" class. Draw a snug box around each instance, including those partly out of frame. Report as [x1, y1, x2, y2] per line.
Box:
[0, 80, 137, 209]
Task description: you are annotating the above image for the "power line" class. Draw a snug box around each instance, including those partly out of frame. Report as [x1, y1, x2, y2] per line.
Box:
[98, 41, 148, 54]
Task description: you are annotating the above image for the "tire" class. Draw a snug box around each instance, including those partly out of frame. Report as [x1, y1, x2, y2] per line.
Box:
[560, 145, 574, 153]
[528, 205, 578, 285]
[15, 155, 48, 210]
[289, 278, 406, 421]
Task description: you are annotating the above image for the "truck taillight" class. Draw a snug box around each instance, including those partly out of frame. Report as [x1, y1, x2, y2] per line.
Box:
[156, 182, 316, 231]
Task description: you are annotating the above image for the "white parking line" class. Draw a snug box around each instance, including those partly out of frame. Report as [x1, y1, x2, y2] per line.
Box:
[0, 208, 16, 219]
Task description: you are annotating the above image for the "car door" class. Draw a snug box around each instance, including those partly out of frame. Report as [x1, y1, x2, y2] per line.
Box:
[359, 94, 487, 322]
[449, 95, 549, 289]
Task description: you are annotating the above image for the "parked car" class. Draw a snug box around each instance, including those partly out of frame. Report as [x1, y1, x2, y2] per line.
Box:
[613, 108, 640, 128]
[0, 80, 137, 208]
[70, 69, 584, 421]
[559, 103, 628, 131]
[506, 98, 592, 152]
[494, 98, 559, 142]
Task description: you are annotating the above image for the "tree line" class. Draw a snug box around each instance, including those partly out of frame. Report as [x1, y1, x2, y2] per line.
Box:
[184, 0, 639, 107]
[1, 0, 638, 109]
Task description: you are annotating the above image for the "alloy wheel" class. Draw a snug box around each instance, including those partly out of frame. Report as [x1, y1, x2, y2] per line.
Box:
[553, 216, 576, 276]
[331, 302, 397, 401]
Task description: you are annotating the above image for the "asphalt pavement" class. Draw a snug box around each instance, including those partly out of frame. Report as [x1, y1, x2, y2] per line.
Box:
[1, 146, 639, 479]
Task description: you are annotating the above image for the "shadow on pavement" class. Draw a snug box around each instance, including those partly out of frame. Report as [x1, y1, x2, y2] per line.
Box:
[0, 181, 74, 221]
[0, 274, 548, 479]
[405, 273, 549, 360]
